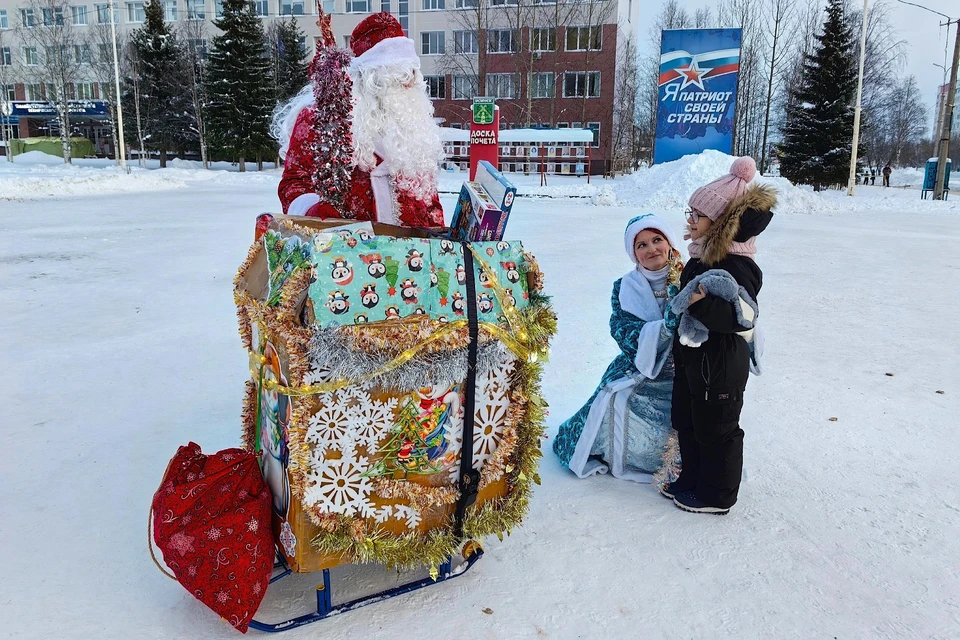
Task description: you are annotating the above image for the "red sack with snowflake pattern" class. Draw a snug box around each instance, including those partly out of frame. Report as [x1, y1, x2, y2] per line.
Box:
[150, 442, 274, 633]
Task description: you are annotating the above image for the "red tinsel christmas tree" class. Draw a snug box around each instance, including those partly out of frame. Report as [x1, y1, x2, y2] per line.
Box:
[306, 8, 353, 213]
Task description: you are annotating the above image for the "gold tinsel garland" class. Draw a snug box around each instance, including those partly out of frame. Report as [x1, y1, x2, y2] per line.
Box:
[235, 225, 557, 571]
[309, 355, 551, 570]
[241, 381, 258, 451]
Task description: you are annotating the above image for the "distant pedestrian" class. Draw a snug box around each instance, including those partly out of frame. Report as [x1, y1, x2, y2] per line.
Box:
[883, 164, 892, 188]
[870, 169, 876, 186]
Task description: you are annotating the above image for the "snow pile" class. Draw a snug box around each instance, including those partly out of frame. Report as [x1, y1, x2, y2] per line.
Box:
[0, 151, 281, 200]
[11, 150, 64, 165]
[611, 150, 960, 214]
[0, 158, 188, 200]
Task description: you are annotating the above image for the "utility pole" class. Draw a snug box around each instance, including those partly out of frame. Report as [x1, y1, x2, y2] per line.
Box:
[847, 0, 870, 196]
[108, 0, 128, 173]
[933, 19, 959, 201]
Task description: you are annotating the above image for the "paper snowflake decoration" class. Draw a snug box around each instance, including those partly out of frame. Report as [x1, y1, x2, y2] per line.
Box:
[306, 404, 355, 455]
[446, 353, 516, 481]
[349, 398, 399, 453]
[305, 455, 372, 516]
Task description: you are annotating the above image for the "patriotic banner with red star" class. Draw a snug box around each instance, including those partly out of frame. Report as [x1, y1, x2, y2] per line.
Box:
[653, 29, 742, 165]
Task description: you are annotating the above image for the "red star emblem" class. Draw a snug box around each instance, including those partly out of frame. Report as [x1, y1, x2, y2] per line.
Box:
[677, 61, 706, 91]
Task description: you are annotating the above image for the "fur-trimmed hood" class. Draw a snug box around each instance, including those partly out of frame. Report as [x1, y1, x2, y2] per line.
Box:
[701, 183, 776, 265]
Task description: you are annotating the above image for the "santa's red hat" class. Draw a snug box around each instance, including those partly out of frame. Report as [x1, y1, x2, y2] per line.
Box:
[350, 12, 419, 72]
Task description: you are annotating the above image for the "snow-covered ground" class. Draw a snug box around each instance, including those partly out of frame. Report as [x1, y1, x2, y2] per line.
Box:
[1, 155, 959, 639]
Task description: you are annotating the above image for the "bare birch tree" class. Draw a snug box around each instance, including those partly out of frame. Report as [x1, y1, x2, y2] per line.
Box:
[16, 0, 83, 162]
[759, 0, 792, 173]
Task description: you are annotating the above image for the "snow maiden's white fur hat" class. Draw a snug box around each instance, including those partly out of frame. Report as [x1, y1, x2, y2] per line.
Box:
[623, 214, 680, 264]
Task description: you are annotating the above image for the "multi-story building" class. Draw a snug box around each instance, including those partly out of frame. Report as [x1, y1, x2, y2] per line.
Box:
[0, 0, 637, 170]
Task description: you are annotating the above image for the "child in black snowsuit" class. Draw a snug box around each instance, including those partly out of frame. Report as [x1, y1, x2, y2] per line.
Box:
[661, 157, 775, 514]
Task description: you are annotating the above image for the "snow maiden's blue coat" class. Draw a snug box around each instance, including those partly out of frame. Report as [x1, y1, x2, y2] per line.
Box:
[552, 215, 680, 482]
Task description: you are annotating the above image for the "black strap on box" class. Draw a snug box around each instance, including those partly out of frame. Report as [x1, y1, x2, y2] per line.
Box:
[453, 241, 481, 540]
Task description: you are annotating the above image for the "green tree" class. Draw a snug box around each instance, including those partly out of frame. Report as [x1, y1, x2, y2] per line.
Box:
[778, 0, 859, 191]
[127, 0, 189, 167]
[205, 0, 274, 171]
[271, 18, 309, 104]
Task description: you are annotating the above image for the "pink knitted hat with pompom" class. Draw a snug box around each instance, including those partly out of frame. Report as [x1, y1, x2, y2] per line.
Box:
[688, 156, 757, 221]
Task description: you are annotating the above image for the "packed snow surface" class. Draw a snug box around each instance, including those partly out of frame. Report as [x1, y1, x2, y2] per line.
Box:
[1, 156, 958, 639]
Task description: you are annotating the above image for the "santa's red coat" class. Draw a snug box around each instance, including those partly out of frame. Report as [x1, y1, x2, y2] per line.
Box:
[278, 106, 444, 228]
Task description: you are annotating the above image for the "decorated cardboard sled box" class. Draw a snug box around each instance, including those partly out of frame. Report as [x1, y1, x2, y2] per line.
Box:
[234, 215, 555, 573]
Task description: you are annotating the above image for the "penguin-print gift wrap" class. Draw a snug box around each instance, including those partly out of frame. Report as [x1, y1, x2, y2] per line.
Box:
[309, 236, 530, 328]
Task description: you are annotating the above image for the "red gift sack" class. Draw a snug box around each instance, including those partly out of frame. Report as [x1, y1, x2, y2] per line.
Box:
[151, 442, 274, 633]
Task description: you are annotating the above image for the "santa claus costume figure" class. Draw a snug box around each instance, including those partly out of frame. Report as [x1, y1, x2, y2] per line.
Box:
[274, 12, 446, 228]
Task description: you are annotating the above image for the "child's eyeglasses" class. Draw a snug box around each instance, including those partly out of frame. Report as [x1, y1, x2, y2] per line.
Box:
[685, 208, 700, 224]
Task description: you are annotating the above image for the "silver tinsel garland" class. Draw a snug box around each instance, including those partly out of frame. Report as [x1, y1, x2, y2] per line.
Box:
[306, 330, 513, 392]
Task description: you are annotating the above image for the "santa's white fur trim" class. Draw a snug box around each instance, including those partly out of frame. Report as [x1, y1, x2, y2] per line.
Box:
[350, 37, 419, 73]
[288, 193, 320, 216]
[272, 83, 315, 160]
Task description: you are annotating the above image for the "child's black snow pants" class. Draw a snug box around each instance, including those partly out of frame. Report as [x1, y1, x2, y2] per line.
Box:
[671, 335, 751, 509]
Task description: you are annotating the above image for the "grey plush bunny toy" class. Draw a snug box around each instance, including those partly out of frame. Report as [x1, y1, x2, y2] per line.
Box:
[669, 269, 759, 349]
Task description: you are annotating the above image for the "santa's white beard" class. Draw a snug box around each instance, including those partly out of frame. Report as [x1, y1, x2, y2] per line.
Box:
[351, 65, 444, 203]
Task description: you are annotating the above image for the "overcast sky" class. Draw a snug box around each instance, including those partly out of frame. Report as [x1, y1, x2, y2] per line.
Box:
[636, 0, 957, 136]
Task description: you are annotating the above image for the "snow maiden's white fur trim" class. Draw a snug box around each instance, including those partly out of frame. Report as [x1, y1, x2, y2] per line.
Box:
[350, 36, 420, 73]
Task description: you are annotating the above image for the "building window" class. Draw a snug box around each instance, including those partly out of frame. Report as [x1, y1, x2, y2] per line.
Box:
[321, 0, 334, 11]
[531, 72, 553, 99]
[188, 38, 208, 60]
[74, 44, 92, 63]
[563, 71, 600, 98]
[454, 0, 477, 8]
[485, 73, 516, 99]
[76, 82, 96, 99]
[95, 3, 119, 23]
[420, 31, 444, 55]
[186, 0, 205, 19]
[281, 0, 305, 14]
[98, 43, 110, 60]
[71, 5, 89, 25]
[452, 74, 477, 100]
[0, 9, 8, 29]
[489, 0, 516, 5]
[2, 83, 15, 101]
[453, 30, 478, 54]
[164, 0, 178, 20]
[487, 29, 516, 54]
[214, 0, 224, 16]
[27, 83, 44, 100]
[21, 8, 36, 27]
[126, 1, 145, 22]
[587, 122, 600, 147]
[43, 7, 65, 25]
[381, 0, 389, 10]
[424, 74, 445, 99]
[345, 0, 368, 12]
[531, 27, 555, 52]
[0, 47, 10, 66]
[24, 47, 39, 66]
[251, 0, 268, 16]
[397, 0, 407, 31]
[565, 26, 601, 52]
[423, 0, 443, 8]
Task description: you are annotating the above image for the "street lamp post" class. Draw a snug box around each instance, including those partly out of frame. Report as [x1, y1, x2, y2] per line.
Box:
[108, 0, 128, 173]
[847, 0, 870, 196]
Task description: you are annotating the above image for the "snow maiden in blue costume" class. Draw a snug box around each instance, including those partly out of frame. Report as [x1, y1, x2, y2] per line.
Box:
[553, 215, 683, 484]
